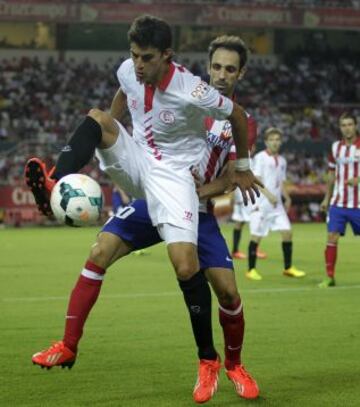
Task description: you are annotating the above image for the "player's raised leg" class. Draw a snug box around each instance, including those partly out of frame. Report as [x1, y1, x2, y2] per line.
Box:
[32, 231, 132, 369]
[25, 109, 119, 217]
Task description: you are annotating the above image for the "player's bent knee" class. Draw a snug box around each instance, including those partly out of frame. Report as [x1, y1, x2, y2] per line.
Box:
[217, 289, 240, 307]
[328, 232, 339, 243]
[89, 242, 113, 269]
[175, 267, 198, 281]
[88, 108, 104, 123]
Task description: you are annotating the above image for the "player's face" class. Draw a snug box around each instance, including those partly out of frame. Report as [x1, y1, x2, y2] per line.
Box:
[265, 133, 282, 154]
[130, 43, 172, 85]
[208, 48, 245, 97]
[339, 118, 357, 140]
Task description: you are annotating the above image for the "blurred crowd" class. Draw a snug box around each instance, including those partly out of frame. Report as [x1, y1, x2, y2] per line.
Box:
[28, 0, 359, 9]
[1, 53, 359, 187]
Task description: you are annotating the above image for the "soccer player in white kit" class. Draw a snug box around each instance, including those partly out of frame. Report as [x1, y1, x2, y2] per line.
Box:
[25, 16, 261, 403]
[246, 127, 306, 280]
[231, 136, 268, 261]
[319, 112, 360, 288]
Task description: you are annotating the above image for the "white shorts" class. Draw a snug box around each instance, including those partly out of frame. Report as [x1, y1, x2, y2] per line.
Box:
[95, 121, 198, 245]
[232, 189, 252, 222]
[249, 205, 291, 237]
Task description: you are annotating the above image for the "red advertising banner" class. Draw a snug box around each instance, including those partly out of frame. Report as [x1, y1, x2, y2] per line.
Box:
[0, 2, 359, 29]
[0, 2, 78, 22]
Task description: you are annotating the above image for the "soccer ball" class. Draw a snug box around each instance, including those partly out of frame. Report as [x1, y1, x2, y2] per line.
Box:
[50, 174, 103, 227]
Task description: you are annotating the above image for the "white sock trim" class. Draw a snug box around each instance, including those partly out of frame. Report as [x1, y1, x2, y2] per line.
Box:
[219, 302, 243, 316]
[81, 269, 104, 281]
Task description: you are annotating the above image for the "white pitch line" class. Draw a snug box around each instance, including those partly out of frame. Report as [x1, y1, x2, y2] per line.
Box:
[2, 284, 360, 303]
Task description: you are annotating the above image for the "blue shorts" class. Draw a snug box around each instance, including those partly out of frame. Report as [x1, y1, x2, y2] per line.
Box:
[102, 199, 233, 270]
[327, 205, 360, 236]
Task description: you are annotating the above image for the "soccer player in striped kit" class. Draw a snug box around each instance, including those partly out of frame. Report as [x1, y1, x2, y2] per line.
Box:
[319, 112, 360, 288]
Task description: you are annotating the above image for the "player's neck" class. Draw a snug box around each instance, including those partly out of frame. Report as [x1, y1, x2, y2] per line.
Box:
[266, 149, 278, 157]
[344, 135, 357, 146]
[154, 62, 171, 87]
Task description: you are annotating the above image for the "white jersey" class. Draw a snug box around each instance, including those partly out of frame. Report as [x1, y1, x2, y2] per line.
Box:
[252, 150, 287, 209]
[328, 138, 360, 209]
[117, 59, 233, 170]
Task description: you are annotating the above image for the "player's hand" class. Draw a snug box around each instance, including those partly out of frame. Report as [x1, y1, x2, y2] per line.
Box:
[346, 177, 359, 187]
[320, 197, 329, 212]
[268, 195, 278, 207]
[231, 169, 263, 205]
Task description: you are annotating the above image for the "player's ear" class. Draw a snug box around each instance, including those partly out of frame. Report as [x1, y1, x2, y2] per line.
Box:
[207, 61, 211, 76]
[162, 48, 173, 62]
[237, 67, 246, 81]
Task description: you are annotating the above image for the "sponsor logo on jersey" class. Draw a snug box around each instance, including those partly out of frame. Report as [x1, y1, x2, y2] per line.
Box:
[129, 99, 138, 110]
[207, 132, 232, 149]
[159, 110, 175, 124]
[191, 81, 210, 99]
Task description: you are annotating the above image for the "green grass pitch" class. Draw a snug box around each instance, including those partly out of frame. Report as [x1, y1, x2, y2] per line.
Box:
[1, 223, 359, 406]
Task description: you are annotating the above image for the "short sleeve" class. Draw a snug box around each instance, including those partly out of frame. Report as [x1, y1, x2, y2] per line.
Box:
[185, 76, 233, 120]
[281, 158, 287, 182]
[116, 58, 134, 95]
[328, 144, 336, 171]
[252, 153, 262, 178]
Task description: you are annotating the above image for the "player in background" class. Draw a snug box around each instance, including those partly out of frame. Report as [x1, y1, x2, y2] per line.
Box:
[319, 112, 360, 288]
[246, 127, 306, 281]
[231, 142, 267, 261]
[26, 17, 261, 404]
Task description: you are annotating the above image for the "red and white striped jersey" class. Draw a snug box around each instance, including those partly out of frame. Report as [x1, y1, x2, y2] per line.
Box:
[328, 137, 360, 208]
[198, 113, 257, 212]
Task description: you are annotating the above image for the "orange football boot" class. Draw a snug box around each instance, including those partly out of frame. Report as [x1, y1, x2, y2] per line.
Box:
[232, 251, 247, 260]
[24, 158, 56, 216]
[32, 341, 76, 369]
[226, 364, 259, 399]
[193, 357, 221, 403]
[256, 250, 267, 259]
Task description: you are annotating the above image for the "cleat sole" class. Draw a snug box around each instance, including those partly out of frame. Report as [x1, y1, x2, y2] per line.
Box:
[25, 159, 53, 217]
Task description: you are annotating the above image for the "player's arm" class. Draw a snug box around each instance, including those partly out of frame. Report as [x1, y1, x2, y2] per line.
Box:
[346, 176, 360, 186]
[320, 170, 335, 212]
[281, 182, 292, 211]
[197, 162, 235, 200]
[228, 103, 263, 204]
[110, 88, 128, 121]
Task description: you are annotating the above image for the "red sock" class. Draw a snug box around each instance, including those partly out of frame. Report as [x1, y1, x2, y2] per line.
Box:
[325, 243, 337, 278]
[219, 298, 244, 370]
[63, 260, 105, 352]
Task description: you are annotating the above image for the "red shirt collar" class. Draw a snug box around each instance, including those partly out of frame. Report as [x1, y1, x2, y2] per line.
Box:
[157, 62, 176, 92]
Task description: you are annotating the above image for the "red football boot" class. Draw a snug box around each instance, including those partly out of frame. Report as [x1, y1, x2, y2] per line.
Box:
[193, 357, 221, 403]
[226, 364, 259, 399]
[32, 341, 76, 369]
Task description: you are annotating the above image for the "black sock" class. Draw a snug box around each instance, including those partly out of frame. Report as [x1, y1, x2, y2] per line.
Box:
[248, 241, 258, 270]
[178, 271, 217, 360]
[53, 116, 102, 180]
[233, 229, 241, 253]
[282, 241, 292, 270]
